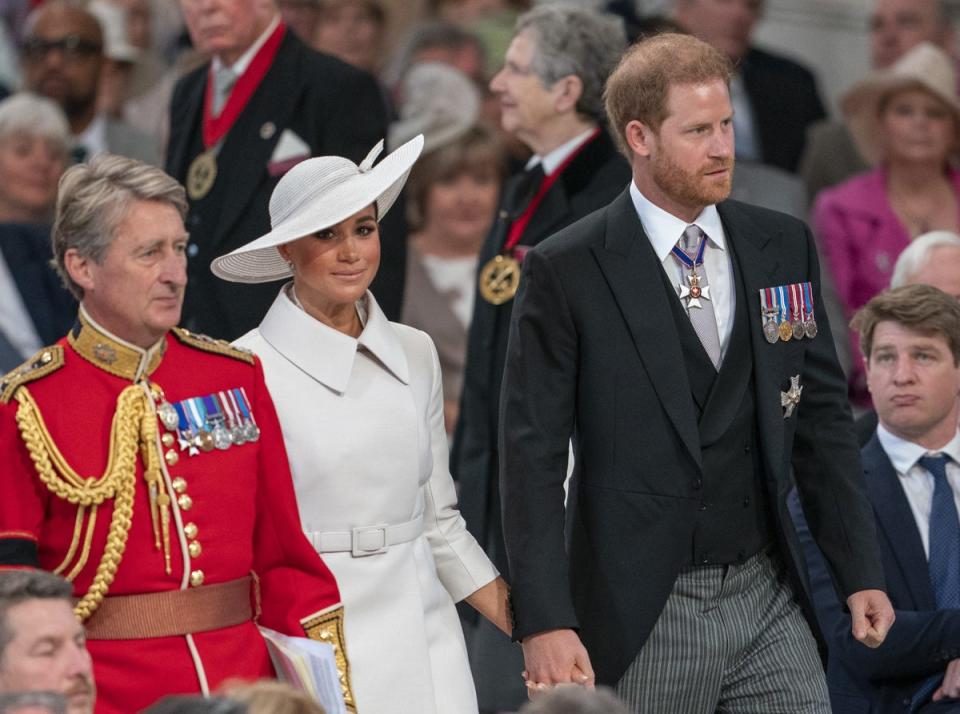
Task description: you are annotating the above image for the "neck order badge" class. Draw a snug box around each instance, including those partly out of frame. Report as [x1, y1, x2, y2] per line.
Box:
[186, 23, 287, 201]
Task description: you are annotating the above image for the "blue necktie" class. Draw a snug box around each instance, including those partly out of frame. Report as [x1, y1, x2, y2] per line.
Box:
[921, 454, 960, 609]
[910, 454, 959, 711]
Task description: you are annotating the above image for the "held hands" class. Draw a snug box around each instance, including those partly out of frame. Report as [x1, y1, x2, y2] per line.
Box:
[521, 629, 595, 700]
[847, 589, 895, 648]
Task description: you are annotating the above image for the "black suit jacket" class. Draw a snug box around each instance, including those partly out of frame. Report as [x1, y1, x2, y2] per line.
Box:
[499, 189, 885, 685]
[0, 223, 75, 369]
[790, 436, 960, 714]
[451, 129, 629, 577]
[742, 46, 826, 173]
[166, 32, 395, 339]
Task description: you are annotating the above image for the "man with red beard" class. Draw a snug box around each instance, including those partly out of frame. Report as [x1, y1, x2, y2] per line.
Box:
[499, 33, 895, 712]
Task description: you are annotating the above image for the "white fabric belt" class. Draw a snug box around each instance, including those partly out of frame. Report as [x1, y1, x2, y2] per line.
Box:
[306, 515, 424, 557]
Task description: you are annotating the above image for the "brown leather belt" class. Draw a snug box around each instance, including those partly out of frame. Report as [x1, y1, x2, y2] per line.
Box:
[83, 576, 253, 640]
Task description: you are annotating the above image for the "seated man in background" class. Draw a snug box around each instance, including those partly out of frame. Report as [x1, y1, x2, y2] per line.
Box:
[790, 284, 960, 713]
[0, 571, 94, 714]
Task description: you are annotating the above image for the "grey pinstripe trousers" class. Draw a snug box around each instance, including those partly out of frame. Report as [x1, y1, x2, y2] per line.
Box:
[615, 549, 830, 713]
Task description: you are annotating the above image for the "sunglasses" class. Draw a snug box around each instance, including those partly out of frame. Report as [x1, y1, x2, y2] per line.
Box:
[23, 35, 102, 61]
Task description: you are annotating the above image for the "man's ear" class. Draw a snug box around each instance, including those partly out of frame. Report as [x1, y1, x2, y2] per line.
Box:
[554, 75, 584, 115]
[625, 119, 656, 158]
[64, 248, 96, 294]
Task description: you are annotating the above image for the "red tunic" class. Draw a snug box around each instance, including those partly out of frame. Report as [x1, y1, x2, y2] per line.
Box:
[0, 314, 351, 713]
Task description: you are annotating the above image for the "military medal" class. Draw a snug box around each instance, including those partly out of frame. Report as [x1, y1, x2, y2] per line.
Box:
[220, 389, 246, 445]
[203, 395, 232, 450]
[157, 400, 179, 432]
[670, 230, 711, 310]
[186, 151, 217, 200]
[759, 288, 779, 344]
[776, 286, 792, 342]
[479, 254, 521, 305]
[236, 387, 260, 442]
[801, 282, 818, 339]
[781, 374, 803, 418]
[789, 283, 805, 340]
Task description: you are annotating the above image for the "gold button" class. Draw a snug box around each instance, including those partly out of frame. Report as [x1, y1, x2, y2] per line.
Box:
[161, 433, 175, 447]
[172, 477, 187, 493]
[177, 494, 193, 511]
[189, 569, 204, 587]
[188, 541, 202, 558]
[164, 449, 179, 466]
[41, 351, 52, 364]
[183, 522, 198, 539]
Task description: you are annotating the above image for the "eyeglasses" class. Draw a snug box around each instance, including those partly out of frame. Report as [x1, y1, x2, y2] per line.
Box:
[22, 35, 103, 62]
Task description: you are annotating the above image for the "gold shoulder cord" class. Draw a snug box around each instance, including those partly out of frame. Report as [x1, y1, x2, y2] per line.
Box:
[14, 384, 162, 621]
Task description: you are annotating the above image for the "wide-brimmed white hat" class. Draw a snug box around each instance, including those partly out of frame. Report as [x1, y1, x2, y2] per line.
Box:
[841, 42, 960, 166]
[212, 134, 424, 283]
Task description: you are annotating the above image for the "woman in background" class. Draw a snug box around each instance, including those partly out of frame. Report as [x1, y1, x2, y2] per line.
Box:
[813, 43, 960, 405]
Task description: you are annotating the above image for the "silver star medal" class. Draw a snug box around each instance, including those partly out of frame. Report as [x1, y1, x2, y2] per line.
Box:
[679, 271, 711, 309]
[781, 375, 803, 419]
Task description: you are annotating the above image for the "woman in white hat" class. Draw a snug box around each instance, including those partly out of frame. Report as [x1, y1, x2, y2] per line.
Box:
[813, 42, 960, 407]
[211, 135, 510, 714]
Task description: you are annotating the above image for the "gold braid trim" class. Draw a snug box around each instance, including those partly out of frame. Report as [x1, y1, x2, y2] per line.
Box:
[172, 327, 255, 364]
[53, 506, 85, 575]
[14, 385, 148, 621]
[301, 605, 355, 712]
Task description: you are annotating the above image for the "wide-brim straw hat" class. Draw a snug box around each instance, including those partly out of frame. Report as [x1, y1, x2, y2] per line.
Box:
[841, 42, 960, 166]
[212, 134, 424, 284]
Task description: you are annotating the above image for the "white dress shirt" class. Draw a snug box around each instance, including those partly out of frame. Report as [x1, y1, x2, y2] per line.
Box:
[629, 181, 736, 360]
[877, 423, 960, 558]
[525, 128, 596, 176]
[75, 113, 108, 160]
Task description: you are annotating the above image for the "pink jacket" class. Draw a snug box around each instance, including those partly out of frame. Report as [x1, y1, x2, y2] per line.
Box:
[812, 166, 960, 402]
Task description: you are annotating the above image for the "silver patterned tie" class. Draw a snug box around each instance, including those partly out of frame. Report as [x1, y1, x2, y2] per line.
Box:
[212, 66, 237, 116]
[680, 225, 722, 369]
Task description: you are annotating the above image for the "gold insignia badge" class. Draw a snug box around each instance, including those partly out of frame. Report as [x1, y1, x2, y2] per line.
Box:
[479, 254, 521, 305]
[186, 150, 218, 201]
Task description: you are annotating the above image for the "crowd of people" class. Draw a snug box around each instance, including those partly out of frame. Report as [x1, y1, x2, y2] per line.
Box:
[0, 0, 958, 713]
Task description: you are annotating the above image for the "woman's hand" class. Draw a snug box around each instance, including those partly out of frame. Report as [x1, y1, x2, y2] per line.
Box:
[464, 576, 511, 637]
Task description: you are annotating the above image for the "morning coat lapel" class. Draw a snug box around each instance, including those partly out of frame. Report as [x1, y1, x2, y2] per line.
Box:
[167, 69, 206, 180]
[716, 201, 785, 474]
[862, 434, 936, 609]
[209, 34, 305, 249]
[593, 189, 702, 469]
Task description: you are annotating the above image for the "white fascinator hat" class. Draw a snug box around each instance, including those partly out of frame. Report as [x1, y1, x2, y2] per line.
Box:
[211, 134, 424, 284]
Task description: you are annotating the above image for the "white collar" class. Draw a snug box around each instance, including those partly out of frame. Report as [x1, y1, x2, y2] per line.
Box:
[212, 14, 281, 76]
[76, 114, 107, 157]
[258, 286, 409, 394]
[877, 422, 960, 474]
[629, 180, 726, 262]
[525, 128, 595, 177]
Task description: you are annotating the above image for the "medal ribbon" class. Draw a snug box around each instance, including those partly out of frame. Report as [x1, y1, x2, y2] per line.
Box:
[173, 402, 190, 431]
[789, 283, 801, 320]
[187, 398, 207, 432]
[802, 282, 815, 321]
[234, 388, 256, 425]
[202, 395, 224, 425]
[777, 285, 790, 326]
[669, 232, 707, 270]
[763, 287, 778, 323]
[502, 127, 601, 254]
[202, 22, 287, 149]
[218, 391, 238, 429]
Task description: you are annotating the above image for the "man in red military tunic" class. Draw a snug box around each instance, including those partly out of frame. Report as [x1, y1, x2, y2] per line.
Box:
[0, 155, 353, 713]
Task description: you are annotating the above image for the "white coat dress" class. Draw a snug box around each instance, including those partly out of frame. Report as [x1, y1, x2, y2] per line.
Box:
[235, 287, 499, 714]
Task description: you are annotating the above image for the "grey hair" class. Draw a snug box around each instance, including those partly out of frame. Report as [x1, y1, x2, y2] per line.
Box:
[519, 686, 631, 714]
[52, 154, 187, 300]
[515, 5, 627, 121]
[0, 691, 68, 714]
[891, 230, 960, 288]
[0, 571, 73, 666]
[0, 93, 70, 154]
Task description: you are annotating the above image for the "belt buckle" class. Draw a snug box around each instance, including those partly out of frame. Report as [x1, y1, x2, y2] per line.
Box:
[351, 524, 388, 557]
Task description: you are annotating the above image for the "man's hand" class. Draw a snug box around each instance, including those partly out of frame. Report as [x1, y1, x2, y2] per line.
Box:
[934, 659, 960, 701]
[847, 589, 895, 648]
[521, 628, 594, 699]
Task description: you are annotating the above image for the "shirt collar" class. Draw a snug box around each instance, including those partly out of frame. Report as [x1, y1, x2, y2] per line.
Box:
[76, 114, 107, 158]
[212, 14, 280, 76]
[258, 286, 409, 394]
[526, 128, 596, 176]
[629, 180, 726, 262]
[877, 422, 960, 474]
[68, 305, 166, 382]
